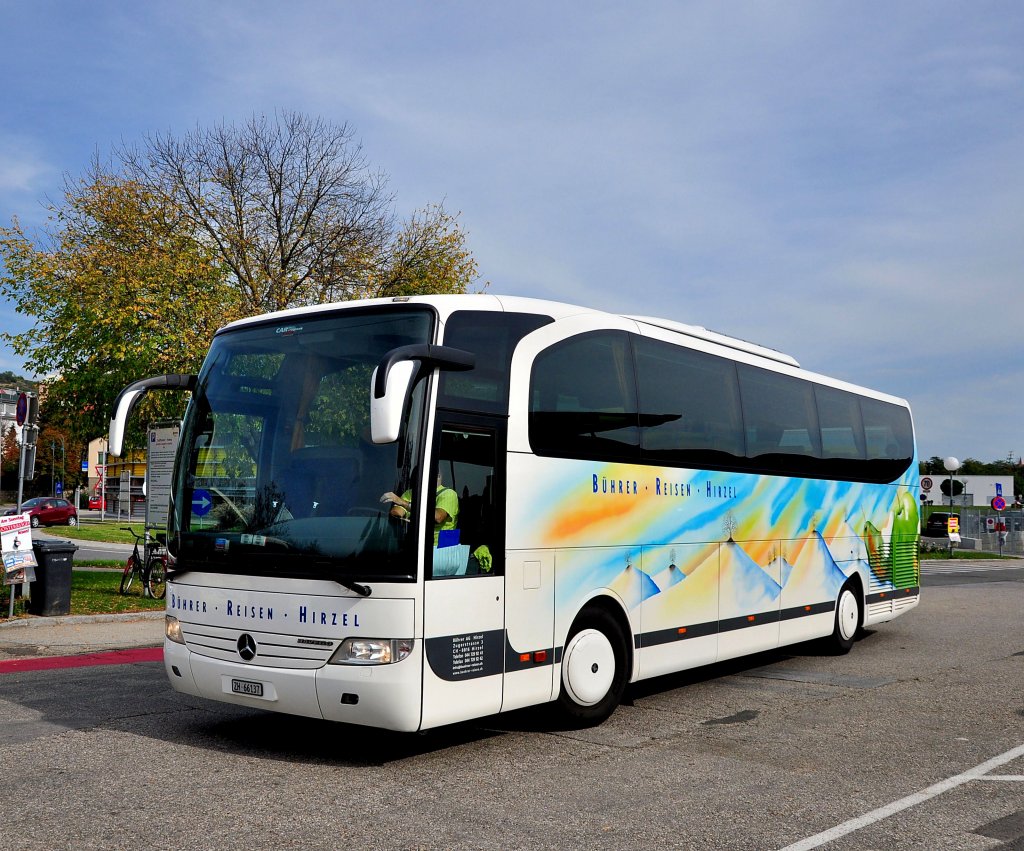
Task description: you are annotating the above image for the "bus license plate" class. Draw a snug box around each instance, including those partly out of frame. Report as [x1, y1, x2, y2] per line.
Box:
[231, 678, 264, 697]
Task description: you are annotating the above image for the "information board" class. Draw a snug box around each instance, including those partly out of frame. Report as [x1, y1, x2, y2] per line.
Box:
[146, 422, 180, 528]
[1, 513, 37, 586]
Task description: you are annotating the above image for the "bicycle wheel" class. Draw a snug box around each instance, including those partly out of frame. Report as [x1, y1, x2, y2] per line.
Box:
[147, 554, 166, 599]
[120, 556, 137, 594]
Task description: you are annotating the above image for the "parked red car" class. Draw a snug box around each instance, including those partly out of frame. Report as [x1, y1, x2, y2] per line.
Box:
[2, 497, 78, 527]
[88, 494, 107, 510]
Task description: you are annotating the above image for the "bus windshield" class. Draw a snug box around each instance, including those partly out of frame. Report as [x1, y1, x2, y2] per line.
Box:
[167, 307, 434, 583]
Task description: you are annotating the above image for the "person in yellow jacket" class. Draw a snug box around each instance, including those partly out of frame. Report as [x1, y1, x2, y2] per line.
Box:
[380, 474, 458, 547]
[380, 475, 492, 571]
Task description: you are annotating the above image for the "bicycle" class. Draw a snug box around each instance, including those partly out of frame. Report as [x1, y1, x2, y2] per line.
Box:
[120, 528, 167, 599]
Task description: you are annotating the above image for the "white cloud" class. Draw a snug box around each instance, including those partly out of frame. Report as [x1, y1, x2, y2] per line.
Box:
[0, 136, 52, 195]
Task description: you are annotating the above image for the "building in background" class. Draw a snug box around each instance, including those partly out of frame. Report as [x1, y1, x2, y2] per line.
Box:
[0, 387, 24, 441]
[920, 474, 1017, 507]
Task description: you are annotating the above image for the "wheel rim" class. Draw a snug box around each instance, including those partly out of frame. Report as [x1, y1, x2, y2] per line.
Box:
[562, 628, 616, 706]
[837, 589, 859, 641]
[68, 517, 77, 526]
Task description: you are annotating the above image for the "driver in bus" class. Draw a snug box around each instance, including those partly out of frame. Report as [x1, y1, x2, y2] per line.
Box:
[380, 473, 492, 573]
[380, 473, 459, 546]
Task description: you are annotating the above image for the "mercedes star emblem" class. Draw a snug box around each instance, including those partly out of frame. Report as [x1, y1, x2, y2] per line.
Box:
[237, 633, 258, 661]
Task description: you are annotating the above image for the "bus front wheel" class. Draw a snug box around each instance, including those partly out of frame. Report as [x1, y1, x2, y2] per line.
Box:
[557, 607, 628, 726]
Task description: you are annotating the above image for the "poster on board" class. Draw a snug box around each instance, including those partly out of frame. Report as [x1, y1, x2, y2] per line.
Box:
[1, 513, 38, 586]
[146, 422, 181, 529]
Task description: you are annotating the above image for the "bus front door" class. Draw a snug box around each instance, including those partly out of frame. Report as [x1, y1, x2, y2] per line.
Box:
[421, 422, 506, 729]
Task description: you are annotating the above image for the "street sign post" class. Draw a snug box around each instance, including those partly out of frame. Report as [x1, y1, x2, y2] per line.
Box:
[192, 489, 213, 517]
[991, 494, 1006, 555]
[14, 393, 27, 427]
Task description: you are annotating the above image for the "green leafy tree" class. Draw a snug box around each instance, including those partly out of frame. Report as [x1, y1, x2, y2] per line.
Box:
[0, 168, 241, 449]
[370, 204, 481, 298]
[2, 113, 481, 457]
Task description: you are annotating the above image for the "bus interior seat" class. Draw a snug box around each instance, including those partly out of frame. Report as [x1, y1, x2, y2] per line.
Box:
[455, 482, 494, 574]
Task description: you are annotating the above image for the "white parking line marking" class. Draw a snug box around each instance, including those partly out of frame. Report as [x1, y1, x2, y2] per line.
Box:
[779, 743, 1024, 851]
[921, 564, 1023, 573]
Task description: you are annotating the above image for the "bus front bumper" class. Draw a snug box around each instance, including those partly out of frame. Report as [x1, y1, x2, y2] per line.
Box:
[164, 639, 423, 732]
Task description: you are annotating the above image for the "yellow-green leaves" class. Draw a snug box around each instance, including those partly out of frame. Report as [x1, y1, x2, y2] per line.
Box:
[0, 170, 240, 447]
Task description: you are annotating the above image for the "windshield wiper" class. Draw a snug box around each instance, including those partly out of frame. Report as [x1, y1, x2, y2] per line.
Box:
[336, 578, 372, 597]
[310, 559, 372, 596]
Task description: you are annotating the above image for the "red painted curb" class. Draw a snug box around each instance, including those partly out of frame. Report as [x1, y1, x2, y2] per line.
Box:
[0, 646, 163, 674]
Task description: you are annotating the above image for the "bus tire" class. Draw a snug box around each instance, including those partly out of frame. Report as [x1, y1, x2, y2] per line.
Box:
[829, 582, 861, 655]
[557, 607, 628, 726]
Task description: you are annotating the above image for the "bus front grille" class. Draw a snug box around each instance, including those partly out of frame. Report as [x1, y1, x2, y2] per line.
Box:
[182, 623, 336, 668]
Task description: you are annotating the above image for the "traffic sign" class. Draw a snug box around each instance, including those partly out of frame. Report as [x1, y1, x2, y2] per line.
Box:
[921, 476, 933, 492]
[15, 393, 27, 426]
[192, 489, 213, 516]
[991, 496, 1006, 512]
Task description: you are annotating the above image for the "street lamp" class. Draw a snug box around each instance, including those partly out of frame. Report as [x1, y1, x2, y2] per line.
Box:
[943, 456, 961, 507]
[49, 437, 65, 497]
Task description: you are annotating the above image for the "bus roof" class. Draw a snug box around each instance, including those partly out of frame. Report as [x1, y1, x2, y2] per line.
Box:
[216, 293, 908, 408]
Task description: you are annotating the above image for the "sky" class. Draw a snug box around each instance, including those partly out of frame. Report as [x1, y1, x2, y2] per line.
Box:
[0, 1, 1021, 463]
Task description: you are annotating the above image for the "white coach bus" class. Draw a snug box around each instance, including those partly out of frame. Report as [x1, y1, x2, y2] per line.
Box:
[108, 295, 920, 731]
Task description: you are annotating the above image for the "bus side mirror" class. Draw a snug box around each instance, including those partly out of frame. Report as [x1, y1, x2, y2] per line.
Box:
[370, 360, 417, 444]
[108, 374, 196, 457]
[369, 344, 476, 444]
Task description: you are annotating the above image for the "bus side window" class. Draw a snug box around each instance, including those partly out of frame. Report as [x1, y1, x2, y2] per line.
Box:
[430, 428, 502, 579]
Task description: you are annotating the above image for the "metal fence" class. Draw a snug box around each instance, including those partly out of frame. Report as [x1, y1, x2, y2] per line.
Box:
[956, 509, 1023, 556]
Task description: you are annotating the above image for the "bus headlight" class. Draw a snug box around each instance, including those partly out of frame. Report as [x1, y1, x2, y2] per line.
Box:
[165, 615, 186, 645]
[329, 638, 414, 665]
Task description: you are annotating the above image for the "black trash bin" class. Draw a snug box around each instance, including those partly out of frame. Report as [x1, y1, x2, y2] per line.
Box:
[29, 540, 78, 616]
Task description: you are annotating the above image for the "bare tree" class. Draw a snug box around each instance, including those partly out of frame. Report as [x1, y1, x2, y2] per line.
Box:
[120, 111, 394, 313]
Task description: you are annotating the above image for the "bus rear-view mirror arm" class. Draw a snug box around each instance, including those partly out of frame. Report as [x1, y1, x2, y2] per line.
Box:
[108, 374, 197, 457]
[370, 345, 475, 444]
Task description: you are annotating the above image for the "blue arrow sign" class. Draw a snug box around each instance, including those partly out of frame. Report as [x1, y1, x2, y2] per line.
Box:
[192, 489, 213, 516]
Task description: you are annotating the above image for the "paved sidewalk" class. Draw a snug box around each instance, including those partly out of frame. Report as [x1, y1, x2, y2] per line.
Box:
[0, 611, 164, 662]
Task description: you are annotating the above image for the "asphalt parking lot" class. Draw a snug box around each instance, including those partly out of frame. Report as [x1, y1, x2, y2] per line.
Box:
[0, 559, 1021, 849]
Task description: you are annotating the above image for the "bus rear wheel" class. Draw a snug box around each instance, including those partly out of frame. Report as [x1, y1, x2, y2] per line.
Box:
[557, 607, 628, 726]
[829, 583, 861, 655]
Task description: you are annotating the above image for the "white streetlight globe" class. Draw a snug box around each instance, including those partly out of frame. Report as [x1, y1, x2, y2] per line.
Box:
[943, 456, 961, 472]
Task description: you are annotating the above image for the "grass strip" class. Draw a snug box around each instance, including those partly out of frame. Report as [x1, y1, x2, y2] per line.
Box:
[1, 568, 165, 619]
[48, 522, 148, 545]
[69, 568, 166, 615]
